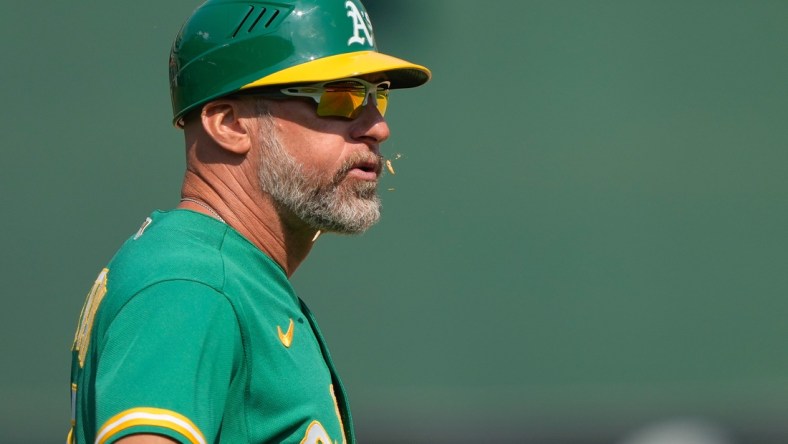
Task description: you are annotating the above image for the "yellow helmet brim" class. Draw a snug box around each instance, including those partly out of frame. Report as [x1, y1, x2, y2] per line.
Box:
[241, 50, 431, 90]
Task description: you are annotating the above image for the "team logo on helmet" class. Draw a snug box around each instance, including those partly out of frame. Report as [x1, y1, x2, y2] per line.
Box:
[346, 0, 374, 46]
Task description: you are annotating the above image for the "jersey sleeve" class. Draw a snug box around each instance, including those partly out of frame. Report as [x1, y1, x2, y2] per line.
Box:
[93, 280, 241, 444]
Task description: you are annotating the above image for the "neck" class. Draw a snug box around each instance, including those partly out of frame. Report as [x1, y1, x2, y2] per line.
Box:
[179, 173, 318, 277]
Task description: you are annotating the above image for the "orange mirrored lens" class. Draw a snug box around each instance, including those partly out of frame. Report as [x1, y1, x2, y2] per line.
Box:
[375, 91, 388, 115]
[317, 90, 365, 118]
[316, 88, 388, 118]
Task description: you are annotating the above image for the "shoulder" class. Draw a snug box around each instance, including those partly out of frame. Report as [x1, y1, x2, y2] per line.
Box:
[97, 210, 233, 326]
[112, 210, 227, 286]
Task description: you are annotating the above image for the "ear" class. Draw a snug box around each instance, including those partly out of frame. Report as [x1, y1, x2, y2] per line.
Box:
[200, 100, 252, 155]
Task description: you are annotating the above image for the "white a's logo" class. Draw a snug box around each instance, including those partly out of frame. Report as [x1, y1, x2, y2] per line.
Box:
[346, 0, 374, 46]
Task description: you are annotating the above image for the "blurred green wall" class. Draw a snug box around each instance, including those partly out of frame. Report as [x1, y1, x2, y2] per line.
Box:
[1, 1, 787, 442]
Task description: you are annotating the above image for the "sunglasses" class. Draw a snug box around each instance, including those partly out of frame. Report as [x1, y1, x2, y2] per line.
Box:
[243, 78, 391, 119]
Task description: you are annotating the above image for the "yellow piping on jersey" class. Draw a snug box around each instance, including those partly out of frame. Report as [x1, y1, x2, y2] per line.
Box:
[95, 407, 206, 444]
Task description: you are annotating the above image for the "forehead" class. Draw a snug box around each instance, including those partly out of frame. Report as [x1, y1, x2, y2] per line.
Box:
[354, 73, 390, 84]
[307, 73, 390, 86]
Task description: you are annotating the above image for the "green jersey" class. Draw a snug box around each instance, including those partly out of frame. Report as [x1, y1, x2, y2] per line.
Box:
[69, 210, 354, 444]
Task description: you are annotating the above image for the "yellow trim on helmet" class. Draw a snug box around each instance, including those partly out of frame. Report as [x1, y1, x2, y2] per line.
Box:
[241, 50, 431, 90]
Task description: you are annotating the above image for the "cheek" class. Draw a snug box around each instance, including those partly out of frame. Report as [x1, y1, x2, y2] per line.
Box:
[306, 149, 348, 180]
[270, 103, 351, 173]
[280, 129, 348, 173]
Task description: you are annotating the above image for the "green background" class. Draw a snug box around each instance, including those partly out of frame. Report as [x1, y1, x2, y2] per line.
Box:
[2, 1, 787, 442]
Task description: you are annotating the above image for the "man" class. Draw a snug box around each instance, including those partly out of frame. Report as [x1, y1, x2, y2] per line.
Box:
[68, 0, 430, 442]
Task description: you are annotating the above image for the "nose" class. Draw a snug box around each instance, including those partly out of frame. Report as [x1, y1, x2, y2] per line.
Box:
[351, 99, 390, 147]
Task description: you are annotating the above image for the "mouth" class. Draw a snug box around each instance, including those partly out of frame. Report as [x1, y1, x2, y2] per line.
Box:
[345, 156, 382, 181]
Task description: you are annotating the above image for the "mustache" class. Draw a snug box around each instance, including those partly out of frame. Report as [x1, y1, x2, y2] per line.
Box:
[333, 152, 384, 182]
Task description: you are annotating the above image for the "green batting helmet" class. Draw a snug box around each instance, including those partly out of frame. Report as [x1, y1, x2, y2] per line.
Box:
[169, 0, 432, 127]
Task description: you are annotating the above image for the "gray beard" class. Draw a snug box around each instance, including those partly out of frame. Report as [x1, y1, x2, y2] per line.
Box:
[256, 116, 382, 234]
